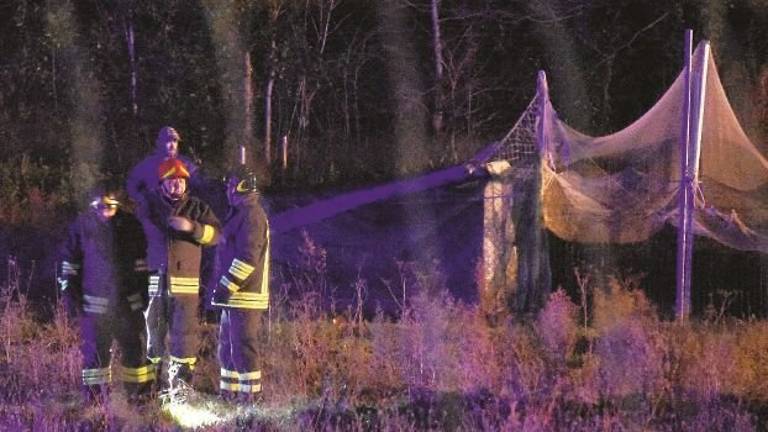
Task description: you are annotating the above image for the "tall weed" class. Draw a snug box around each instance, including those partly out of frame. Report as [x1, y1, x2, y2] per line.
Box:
[1, 257, 766, 430]
[592, 277, 667, 399]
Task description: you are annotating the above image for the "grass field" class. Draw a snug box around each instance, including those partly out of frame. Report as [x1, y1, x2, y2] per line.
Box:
[2, 263, 768, 431]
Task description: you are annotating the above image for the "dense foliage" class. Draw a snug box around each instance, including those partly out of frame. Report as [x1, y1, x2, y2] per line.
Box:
[1, 0, 766, 201]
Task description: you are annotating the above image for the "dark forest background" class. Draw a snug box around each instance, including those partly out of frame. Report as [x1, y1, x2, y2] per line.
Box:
[2, 1, 766, 195]
[1, 0, 767, 316]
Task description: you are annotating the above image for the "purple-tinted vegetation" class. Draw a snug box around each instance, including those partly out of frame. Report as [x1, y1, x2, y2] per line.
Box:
[2, 240, 768, 430]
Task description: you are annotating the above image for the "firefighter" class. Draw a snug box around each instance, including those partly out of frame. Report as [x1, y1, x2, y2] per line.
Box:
[137, 157, 220, 396]
[58, 183, 153, 403]
[211, 166, 270, 404]
[127, 126, 199, 206]
[128, 126, 222, 325]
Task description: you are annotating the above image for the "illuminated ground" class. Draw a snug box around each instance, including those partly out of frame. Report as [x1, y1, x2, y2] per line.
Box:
[161, 389, 303, 430]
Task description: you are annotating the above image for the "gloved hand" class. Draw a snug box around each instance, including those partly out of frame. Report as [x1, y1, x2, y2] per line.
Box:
[211, 284, 231, 306]
[168, 216, 194, 232]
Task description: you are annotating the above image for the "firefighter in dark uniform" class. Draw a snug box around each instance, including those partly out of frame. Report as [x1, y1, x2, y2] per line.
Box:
[211, 166, 270, 403]
[58, 184, 153, 402]
[136, 157, 220, 395]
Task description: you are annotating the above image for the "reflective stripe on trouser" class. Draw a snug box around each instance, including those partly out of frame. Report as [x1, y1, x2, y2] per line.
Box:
[220, 368, 261, 393]
[169, 355, 198, 369]
[218, 309, 263, 394]
[119, 364, 156, 383]
[79, 304, 151, 387]
[82, 367, 111, 385]
[144, 280, 200, 366]
[168, 357, 197, 388]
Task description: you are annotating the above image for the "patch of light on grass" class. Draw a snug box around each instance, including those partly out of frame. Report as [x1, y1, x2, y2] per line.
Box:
[162, 395, 303, 429]
[163, 399, 237, 429]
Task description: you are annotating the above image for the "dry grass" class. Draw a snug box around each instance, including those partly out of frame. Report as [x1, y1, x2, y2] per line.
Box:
[2, 261, 768, 431]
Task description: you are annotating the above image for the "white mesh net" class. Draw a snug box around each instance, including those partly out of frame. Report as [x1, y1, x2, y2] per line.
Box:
[489, 42, 768, 253]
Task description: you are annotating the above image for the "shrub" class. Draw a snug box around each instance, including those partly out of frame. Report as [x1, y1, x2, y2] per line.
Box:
[591, 277, 667, 399]
[536, 288, 579, 366]
[0, 154, 75, 226]
[732, 321, 768, 400]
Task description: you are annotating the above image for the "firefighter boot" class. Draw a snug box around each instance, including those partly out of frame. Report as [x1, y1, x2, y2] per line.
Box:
[167, 361, 195, 402]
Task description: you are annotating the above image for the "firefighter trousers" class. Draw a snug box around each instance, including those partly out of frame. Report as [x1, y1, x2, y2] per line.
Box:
[144, 276, 200, 385]
[218, 308, 264, 398]
[79, 304, 153, 396]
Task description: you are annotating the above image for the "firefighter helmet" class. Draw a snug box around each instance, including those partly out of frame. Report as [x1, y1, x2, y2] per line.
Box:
[224, 166, 259, 195]
[87, 182, 122, 210]
[158, 158, 190, 182]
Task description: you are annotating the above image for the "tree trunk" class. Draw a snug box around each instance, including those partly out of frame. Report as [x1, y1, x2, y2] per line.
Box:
[244, 51, 253, 160]
[264, 39, 276, 163]
[264, 1, 282, 164]
[124, 14, 138, 117]
[430, 0, 445, 137]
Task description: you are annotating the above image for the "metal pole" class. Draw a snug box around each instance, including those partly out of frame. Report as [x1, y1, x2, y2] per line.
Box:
[537, 71, 552, 169]
[689, 43, 709, 183]
[676, 30, 693, 321]
[684, 41, 710, 316]
[532, 70, 552, 310]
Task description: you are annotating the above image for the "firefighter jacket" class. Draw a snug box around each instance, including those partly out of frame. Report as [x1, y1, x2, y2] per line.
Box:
[58, 210, 148, 314]
[212, 194, 270, 310]
[138, 191, 220, 296]
[126, 151, 199, 205]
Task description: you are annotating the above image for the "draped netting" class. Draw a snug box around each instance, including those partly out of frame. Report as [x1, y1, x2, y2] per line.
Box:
[491, 43, 768, 252]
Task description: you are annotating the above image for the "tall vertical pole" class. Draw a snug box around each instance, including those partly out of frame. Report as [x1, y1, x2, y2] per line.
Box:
[537, 71, 552, 169]
[689, 43, 709, 185]
[676, 30, 694, 321]
[676, 33, 709, 321]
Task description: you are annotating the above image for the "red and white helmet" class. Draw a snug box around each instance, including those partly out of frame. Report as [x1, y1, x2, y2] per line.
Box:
[158, 158, 190, 182]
